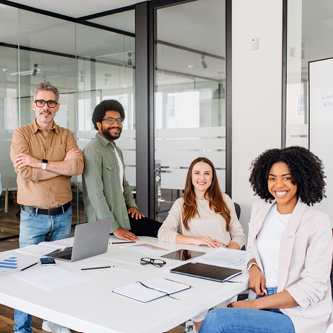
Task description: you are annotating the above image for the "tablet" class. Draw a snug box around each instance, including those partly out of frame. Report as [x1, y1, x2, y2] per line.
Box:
[160, 249, 205, 261]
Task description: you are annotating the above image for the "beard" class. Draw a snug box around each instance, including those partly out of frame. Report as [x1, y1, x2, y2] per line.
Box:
[101, 124, 122, 141]
[38, 110, 54, 123]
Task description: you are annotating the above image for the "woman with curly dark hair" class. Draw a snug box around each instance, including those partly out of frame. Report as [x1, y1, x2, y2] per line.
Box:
[200, 146, 332, 333]
[158, 157, 245, 331]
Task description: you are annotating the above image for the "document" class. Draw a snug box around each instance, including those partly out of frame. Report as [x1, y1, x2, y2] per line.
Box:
[11, 266, 90, 290]
[113, 277, 190, 303]
[0, 255, 37, 274]
[123, 242, 170, 256]
[15, 240, 73, 258]
[197, 248, 246, 267]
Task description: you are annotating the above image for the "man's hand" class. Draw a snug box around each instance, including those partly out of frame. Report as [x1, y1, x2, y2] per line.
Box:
[249, 264, 267, 296]
[113, 227, 139, 241]
[64, 149, 80, 161]
[15, 153, 41, 169]
[127, 207, 145, 219]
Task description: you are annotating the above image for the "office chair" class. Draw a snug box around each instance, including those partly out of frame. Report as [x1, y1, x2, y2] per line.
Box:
[234, 202, 241, 220]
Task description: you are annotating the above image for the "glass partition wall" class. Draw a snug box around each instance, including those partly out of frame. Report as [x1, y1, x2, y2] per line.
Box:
[286, 0, 333, 147]
[154, 0, 226, 221]
[0, 4, 135, 239]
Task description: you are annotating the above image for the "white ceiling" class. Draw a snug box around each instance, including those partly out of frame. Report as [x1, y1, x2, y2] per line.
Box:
[8, 0, 146, 18]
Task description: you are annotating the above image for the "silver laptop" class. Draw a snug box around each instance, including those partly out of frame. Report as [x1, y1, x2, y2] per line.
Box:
[45, 219, 111, 262]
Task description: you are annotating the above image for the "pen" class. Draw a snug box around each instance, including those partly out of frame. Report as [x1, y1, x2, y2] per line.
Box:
[111, 241, 136, 244]
[81, 266, 113, 271]
[21, 262, 38, 271]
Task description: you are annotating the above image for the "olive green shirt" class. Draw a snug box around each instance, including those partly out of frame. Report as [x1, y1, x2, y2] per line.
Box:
[82, 133, 137, 233]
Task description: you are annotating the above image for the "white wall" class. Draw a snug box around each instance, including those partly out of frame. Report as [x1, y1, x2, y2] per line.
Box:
[232, 0, 283, 237]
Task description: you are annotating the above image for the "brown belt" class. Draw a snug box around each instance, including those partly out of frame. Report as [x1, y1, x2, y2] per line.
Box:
[21, 202, 71, 216]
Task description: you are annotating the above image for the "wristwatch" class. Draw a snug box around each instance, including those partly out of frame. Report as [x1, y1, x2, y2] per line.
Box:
[247, 262, 261, 272]
[42, 159, 48, 170]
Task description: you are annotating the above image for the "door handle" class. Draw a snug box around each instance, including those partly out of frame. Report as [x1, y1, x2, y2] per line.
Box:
[153, 168, 167, 173]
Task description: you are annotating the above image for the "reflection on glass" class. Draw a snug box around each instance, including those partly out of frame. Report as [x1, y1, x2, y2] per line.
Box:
[155, 0, 226, 222]
[76, 21, 136, 198]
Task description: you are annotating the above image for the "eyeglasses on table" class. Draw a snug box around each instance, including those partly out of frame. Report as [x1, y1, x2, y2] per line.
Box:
[140, 257, 166, 268]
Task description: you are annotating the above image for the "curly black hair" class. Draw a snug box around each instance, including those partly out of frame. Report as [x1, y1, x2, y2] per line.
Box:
[249, 146, 326, 206]
[92, 100, 125, 130]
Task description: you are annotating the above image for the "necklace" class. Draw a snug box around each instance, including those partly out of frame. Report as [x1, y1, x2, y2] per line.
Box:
[197, 198, 208, 208]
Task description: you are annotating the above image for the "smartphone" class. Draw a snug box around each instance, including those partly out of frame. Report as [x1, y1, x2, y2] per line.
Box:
[40, 257, 56, 266]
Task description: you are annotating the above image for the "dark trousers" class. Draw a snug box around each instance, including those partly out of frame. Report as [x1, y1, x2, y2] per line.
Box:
[129, 215, 162, 237]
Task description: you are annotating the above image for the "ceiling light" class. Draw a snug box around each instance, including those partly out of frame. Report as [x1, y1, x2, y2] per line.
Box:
[213, 83, 225, 100]
[10, 69, 41, 76]
[128, 52, 133, 66]
[188, 65, 194, 68]
[32, 64, 38, 76]
[201, 55, 207, 69]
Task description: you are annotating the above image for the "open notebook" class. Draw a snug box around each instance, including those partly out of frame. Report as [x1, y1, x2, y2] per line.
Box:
[112, 277, 191, 303]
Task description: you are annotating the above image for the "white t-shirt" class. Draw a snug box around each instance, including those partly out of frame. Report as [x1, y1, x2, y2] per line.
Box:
[256, 203, 291, 287]
[113, 144, 124, 193]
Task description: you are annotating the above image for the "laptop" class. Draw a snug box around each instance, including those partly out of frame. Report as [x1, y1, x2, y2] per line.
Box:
[45, 219, 111, 262]
[170, 261, 242, 283]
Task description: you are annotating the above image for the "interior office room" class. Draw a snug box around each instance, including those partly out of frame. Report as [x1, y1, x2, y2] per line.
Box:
[0, 0, 332, 332]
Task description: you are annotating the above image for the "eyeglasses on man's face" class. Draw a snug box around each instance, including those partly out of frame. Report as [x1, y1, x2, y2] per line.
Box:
[140, 257, 166, 268]
[34, 100, 58, 108]
[102, 117, 124, 125]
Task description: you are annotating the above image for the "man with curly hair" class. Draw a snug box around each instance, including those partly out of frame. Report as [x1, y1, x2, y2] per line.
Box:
[82, 100, 161, 240]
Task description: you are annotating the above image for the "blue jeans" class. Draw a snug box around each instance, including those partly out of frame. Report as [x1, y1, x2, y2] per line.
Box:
[14, 207, 72, 333]
[199, 288, 295, 333]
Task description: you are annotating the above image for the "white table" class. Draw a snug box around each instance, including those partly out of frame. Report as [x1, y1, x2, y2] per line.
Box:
[0, 237, 249, 333]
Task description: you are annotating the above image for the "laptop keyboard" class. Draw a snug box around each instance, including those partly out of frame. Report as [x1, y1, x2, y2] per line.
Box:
[61, 253, 72, 260]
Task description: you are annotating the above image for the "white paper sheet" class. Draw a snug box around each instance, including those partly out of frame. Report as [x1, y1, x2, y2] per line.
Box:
[122, 242, 170, 256]
[11, 266, 90, 290]
[15, 239, 73, 257]
[108, 235, 137, 244]
[196, 248, 246, 267]
[0, 255, 38, 274]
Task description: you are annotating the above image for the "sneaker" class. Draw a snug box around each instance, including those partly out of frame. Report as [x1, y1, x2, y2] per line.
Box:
[184, 321, 196, 333]
[42, 321, 71, 333]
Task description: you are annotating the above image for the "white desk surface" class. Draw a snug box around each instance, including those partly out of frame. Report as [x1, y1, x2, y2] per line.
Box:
[0, 237, 249, 333]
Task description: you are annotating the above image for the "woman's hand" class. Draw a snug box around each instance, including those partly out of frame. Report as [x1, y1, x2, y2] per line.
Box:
[248, 265, 267, 296]
[228, 300, 257, 310]
[192, 236, 224, 248]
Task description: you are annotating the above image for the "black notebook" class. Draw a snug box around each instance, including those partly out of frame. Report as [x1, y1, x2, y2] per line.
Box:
[170, 261, 242, 283]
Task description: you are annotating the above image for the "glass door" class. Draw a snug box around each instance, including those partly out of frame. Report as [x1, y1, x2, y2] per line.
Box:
[154, 0, 226, 222]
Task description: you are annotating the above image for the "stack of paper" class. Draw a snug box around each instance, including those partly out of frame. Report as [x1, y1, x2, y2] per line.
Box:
[197, 248, 246, 267]
[15, 241, 72, 257]
[11, 266, 90, 290]
[113, 277, 190, 302]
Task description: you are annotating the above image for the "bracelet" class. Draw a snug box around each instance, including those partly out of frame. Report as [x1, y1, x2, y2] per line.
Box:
[247, 262, 261, 272]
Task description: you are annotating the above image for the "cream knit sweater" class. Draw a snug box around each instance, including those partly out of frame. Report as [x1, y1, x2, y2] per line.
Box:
[158, 193, 246, 248]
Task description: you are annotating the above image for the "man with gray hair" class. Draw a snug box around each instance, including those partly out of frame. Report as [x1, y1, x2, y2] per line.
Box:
[10, 82, 83, 333]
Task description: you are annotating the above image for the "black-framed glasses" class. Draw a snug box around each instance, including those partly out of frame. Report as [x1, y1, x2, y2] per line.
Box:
[34, 100, 58, 108]
[102, 117, 124, 125]
[140, 257, 166, 268]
